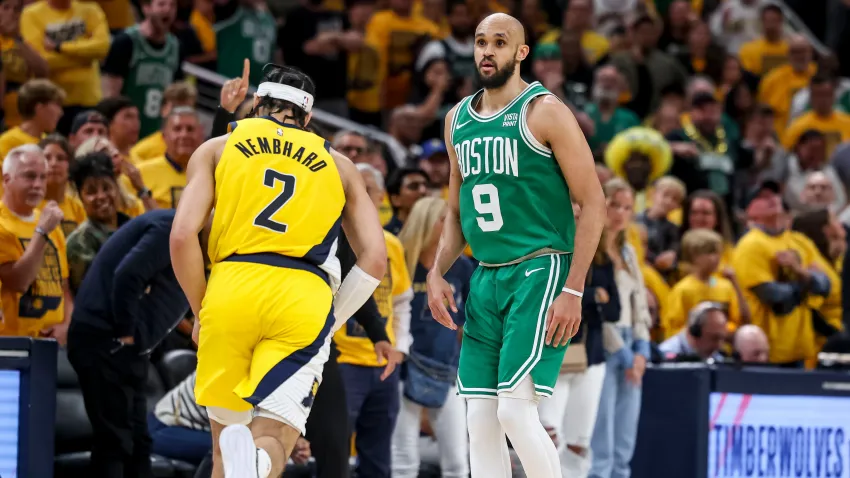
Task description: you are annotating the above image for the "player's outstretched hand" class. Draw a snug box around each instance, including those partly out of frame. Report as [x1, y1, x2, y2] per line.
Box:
[220, 59, 250, 114]
[426, 270, 457, 330]
[545, 292, 581, 347]
[375, 340, 403, 381]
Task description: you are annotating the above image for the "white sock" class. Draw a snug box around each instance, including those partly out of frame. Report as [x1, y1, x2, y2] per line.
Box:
[497, 379, 562, 478]
[257, 447, 271, 478]
[466, 398, 511, 478]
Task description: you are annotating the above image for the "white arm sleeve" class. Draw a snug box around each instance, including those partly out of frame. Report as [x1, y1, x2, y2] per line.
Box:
[391, 288, 414, 355]
[332, 265, 382, 332]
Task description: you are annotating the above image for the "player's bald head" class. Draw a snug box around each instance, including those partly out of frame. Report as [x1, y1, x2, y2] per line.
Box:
[476, 13, 526, 45]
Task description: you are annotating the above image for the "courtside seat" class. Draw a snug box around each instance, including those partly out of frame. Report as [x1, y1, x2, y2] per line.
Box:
[156, 349, 197, 390]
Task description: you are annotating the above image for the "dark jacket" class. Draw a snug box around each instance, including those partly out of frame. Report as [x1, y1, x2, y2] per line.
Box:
[71, 210, 188, 354]
[581, 260, 622, 366]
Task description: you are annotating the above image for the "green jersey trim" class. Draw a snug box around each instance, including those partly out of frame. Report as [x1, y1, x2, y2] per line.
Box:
[465, 81, 540, 121]
[448, 96, 468, 145]
[214, 8, 245, 32]
[518, 92, 552, 157]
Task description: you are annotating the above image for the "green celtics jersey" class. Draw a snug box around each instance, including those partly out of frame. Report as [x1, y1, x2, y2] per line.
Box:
[450, 81, 575, 265]
[123, 26, 180, 138]
[215, 7, 277, 87]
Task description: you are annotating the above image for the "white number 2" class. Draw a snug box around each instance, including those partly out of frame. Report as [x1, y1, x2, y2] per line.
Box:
[472, 183, 503, 232]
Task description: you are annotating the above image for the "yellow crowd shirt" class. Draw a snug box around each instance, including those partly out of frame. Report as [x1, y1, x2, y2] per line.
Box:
[538, 28, 610, 65]
[738, 38, 789, 76]
[347, 37, 384, 114]
[129, 131, 167, 164]
[758, 63, 817, 136]
[732, 228, 818, 363]
[41, 193, 86, 237]
[0, 202, 68, 337]
[136, 155, 187, 209]
[189, 10, 216, 53]
[88, 0, 134, 31]
[1, 36, 40, 128]
[334, 230, 412, 367]
[788, 232, 843, 333]
[641, 263, 670, 342]
[364, 11, 439, 109]
[411, 1, 449, 38]
[0, 127, 40, 171]
[782, 110, 850, 157]
[21, 0, 110, 107]
[662, 274, 741, 340]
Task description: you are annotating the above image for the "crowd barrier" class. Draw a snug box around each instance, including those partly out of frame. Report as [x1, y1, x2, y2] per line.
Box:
[632, 364, 850, 478]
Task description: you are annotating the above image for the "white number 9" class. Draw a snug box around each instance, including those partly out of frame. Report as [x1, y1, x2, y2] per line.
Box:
[472, 183, 503, 232]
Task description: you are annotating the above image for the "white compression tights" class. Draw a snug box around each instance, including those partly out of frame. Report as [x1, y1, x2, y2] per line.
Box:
[466, 377, 562, 478]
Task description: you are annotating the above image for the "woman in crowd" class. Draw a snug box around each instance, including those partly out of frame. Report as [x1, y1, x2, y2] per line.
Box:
[39, 135, 86, 236]
[538, 201, 621, 477]
[590, 178, 652, 478]
[65, 152, 130, 294]
[392, 196, 473, 478]
[677, 189, 735, 278]
[74, 136, 152, 216]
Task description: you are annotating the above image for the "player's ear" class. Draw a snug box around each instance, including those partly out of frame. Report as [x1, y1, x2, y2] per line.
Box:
[516, 44, 530, 62]
[304, 112, 313, 127]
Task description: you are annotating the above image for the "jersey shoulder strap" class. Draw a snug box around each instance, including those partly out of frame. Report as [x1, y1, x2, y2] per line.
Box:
[517, 83, 554, 157]
[449, 94, 474, 144]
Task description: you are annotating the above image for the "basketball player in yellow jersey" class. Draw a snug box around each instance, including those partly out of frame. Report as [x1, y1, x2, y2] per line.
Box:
[170, 64, 388, 478]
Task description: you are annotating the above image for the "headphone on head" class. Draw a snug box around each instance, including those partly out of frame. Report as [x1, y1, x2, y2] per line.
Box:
[687, 301, 724, 338]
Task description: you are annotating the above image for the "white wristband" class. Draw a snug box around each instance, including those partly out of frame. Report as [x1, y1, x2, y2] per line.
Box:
[562, 287, 583, 298]
[332, 264, 382, 332]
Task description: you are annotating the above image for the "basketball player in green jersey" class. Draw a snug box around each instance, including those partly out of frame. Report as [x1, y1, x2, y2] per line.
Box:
[426, 13, 606, 478]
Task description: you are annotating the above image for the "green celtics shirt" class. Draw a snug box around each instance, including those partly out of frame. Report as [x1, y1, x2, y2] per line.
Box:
[122, 26, 180, 138]
[215, 7, 277, 87]
[450, 81, 576, 265]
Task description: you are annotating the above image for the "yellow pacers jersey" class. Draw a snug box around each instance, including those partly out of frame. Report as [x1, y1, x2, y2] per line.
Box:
[0, 203, 68, 337]
[130, 131, 166, 164]
[41, 193, 87, 237]
[208, 117, 345, 279]
[662, 274, 740, 340]
[137, 156, 188, 209]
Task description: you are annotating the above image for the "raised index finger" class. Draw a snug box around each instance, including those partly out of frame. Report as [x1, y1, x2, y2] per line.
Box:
[240, 58, 250, 87]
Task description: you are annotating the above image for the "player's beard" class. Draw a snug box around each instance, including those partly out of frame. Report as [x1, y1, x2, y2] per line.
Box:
[476, 58, 518, 89]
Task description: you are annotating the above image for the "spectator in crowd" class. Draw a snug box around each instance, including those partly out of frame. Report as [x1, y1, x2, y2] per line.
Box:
[387, 105, 426, 163]
[636, 176, 685, 278]
[557, 30, 596, 111]
[604, 127, 672, 212]
[68, 110, 108, 150]
[590, 178, 652, 478]
[365, 0, 439, 111]
[0, 144, 71, 343]
[733, 324, 770, 363]
[384, 166, 430, 235]
[130, 81, 197, 164]
[280, 0, 361, 117]
[415, 0, 476, 99]
[346, 0, 382, 127]
[539, 0, 609, 65]
[738, 3, 788, 77]
[95, 96, 142, 164]
[65, 151, 130, 294]
[101, 0, 182, 139]
[757, 35, 815, 137]
[801, 171, 841, 211]
[408, 55, 453, 140]
[67, 209, 190, 478]
[333, 131, 396, 226]
[20, 0, 109, 135]
[678, 189, 736, 268]
[659, 301, 728, 361]
[677, 20, 725, 84]
[709, 0, 764, 55]
[784, 130, 847, 212]
[38, 134, 85, 236]
[791, 207, 846, 354]
[739, 105, 785, 198]
[215, 0, 278, 87]
[733, 180, 831, 365]
[585, 65, 640, 158]
[75, 136, 151, 215]
[335, 163, 411, 478]
[0, 0, 49, 128]
[0, 79, 64, 168]
[783, 74, 850, 157]
[610, 14, 687, 118]
[539, 200, 620, 478]
[392, 196, 472, 478]
[135, 107, 201, 208]
[663, 229, 749, 339]
[417, 139, 450, 197]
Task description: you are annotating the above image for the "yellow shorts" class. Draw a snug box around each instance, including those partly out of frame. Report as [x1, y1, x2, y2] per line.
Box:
[195, 257, 333, 432]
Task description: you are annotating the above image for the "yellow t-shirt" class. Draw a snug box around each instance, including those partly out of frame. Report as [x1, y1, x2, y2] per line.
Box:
[363, 10, 439, 109]
[0, 202, 68, 337]
[86, 0, 134, 31]
[738, 38, 789, 76]
[189, 9, 216, 53]
[379, 194, 394, 226]
[757, 63, 817, 136]
[641, 263, 670, 342]
[130, 131, 167, 164]
[41, 193, 87, 237]
[662, 274, 740, 340]
[732, 228, 818, 363]
[538, 28, 609, 65]
[347, 39, 384, 114]
[335, 231, 412, 367]
[136, 156, 187, 209]
[21, 0, 110, 107]
[411, 1, 450, 38]
[0, 127, 40, 171]
[1, 36, 40, 128]
[782, 110, 850, 157]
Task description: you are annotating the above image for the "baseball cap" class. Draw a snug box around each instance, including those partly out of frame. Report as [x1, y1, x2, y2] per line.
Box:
[420, 139, 447, 160]
[533, 43, 561, 61]
[691, 91, 718, 109]
[743, 179, 782, 209]
[70, 110, 108, 134]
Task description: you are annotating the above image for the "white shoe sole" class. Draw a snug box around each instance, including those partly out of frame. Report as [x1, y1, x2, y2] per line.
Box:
[220, 424, 258, 478]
